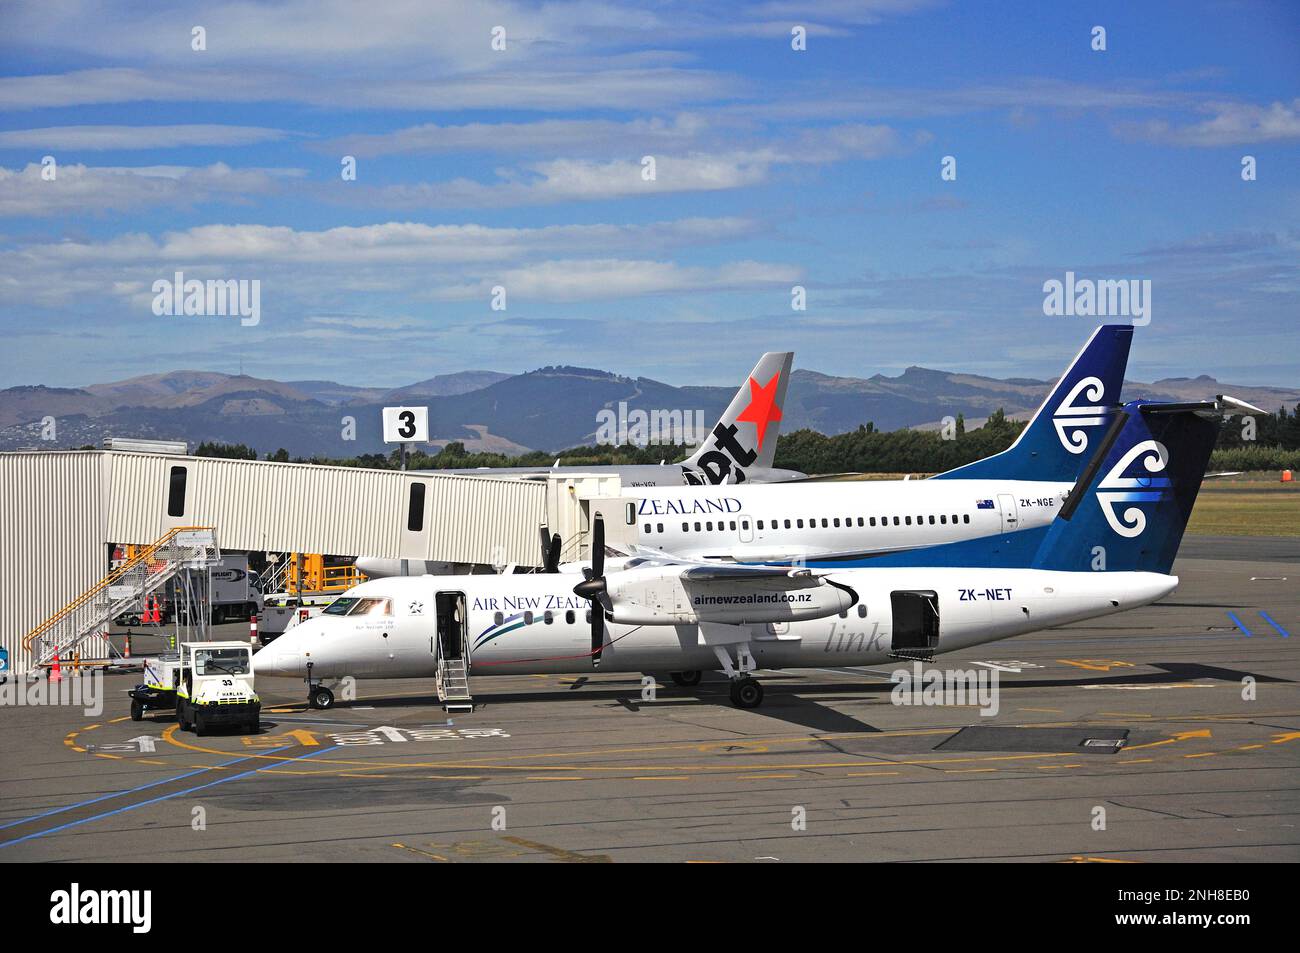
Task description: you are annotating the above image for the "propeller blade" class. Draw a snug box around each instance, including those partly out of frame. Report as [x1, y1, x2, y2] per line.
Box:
[544, 533, 561, 573]
[590, 605, 604, 667]
[591, 515, 605, 579]
[537, 526, 551, 568]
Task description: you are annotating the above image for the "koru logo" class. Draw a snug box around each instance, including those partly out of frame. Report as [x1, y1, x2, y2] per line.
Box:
[408, 601, 424, 615]
[1096, 439, 1171, 538]
[1052, 376, 1107, 454]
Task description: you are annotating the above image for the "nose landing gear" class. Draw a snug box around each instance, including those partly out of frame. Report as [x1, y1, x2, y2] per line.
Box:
[308, 685, 334, 710]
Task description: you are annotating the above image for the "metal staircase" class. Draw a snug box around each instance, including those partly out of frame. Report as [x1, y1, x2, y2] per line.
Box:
[435, 657, 474, 713]
[22, 527, 221, 672]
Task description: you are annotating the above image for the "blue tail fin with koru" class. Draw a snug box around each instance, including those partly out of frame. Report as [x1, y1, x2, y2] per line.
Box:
[934, 324, 1133, 483]
[1030, 400, 1218, 574]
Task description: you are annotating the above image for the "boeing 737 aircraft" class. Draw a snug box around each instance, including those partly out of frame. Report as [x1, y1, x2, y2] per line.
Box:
[359, 326, 1134, 580]
[255, 392, 1227, 710]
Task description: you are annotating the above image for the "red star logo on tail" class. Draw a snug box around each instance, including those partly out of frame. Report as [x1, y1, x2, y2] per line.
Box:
[735, 372, 783, 451]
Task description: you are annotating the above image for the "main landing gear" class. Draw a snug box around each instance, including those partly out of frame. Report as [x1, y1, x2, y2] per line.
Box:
[670, 670, 702, 687]
[711, 643, 765, 709]
[728, 675, 763, 709]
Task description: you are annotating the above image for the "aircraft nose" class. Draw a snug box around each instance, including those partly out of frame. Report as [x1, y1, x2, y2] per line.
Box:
[253, 638, 300, 677]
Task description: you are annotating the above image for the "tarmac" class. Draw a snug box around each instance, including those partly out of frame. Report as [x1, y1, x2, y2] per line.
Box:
[1, 543, 1296, 863]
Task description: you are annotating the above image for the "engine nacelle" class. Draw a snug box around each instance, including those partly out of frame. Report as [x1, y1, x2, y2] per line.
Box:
[605, 567, 857, 626]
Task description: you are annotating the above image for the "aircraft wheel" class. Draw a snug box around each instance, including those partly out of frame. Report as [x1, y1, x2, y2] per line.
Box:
[729, 677, 764, 709]
[309, 686, 335, 710]
[670, 671, 702, 687]
[193, 710, 206, 737]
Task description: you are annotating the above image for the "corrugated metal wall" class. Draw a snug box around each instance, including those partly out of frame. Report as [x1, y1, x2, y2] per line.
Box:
[1, 451, 546, 674]
[1, 453, 111, 677]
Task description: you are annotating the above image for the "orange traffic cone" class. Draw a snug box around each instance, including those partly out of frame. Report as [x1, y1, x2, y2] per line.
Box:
[124, 632, 132, 659]
[1283, 470, 1293, 483]
[50, 651, 62, 683]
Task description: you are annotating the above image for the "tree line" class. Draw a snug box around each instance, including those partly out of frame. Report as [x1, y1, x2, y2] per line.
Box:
[194, 404, 1300, 475]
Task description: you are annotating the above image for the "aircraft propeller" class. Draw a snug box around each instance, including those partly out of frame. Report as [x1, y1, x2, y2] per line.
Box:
[571, 514, 609, 666]
[538, 526, 562, 573]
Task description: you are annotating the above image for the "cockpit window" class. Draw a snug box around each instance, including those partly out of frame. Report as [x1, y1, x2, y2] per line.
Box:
[324, 597, 358, 616]
[323, 596, 391, 617]
[352, 598, 391, 616]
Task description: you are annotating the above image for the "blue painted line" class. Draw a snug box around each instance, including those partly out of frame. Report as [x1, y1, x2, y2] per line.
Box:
[1226, 611, 1252, 637]
[1259, 611, 1291, 639]
[0, 744, 335, 849]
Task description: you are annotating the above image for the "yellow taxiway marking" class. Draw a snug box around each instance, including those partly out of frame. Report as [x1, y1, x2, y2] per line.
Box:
[502, 836, 611, 863]
[1019, 708, 1064, 714]
[1115, 758, 1154, 764]
[632, 776, 691, 781]
[846, 771, 901, 777]
[944, 768, 997, 774]
[1057, 660, 1135, 672]
[739, 773, 799, 780]
[1063, 856, 1140, 864]
[1122, 728, 1212, 751]
[392, 843, 449, 862]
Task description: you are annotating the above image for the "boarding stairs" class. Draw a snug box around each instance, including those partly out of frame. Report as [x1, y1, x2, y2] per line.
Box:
[436, 657, 474, 713]
[22, 527, 221, 672]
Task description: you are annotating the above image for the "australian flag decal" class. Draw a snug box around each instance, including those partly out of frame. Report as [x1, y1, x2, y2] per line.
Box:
[976, 499, 995, 509]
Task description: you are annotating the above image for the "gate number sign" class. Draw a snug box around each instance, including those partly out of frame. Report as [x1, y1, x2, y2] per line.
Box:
[382, 406, 429, 444]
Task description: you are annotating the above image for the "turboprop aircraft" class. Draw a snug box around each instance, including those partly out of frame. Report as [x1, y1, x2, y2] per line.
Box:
[254, 393, 1226, 710]
[357, 350, 801, 578]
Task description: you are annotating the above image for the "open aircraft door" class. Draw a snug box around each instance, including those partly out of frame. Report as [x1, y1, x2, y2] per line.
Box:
[434, 591, 467, 664]
[889, 590, 939, 661]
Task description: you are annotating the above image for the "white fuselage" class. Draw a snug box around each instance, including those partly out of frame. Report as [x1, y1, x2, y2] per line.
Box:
[622, 479, 1069, 561]
[253, 568, 1176, 682]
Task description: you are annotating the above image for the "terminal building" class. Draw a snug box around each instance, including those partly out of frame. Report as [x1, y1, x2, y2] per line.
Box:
[1, 445, 632, 676]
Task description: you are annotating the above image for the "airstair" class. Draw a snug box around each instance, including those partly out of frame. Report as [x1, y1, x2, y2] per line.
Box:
[22, 527, 222, 672]
[435, 657, 474, 713]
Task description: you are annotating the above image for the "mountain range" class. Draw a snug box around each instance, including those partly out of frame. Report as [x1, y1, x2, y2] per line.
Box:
[2, 364, 1296, 458]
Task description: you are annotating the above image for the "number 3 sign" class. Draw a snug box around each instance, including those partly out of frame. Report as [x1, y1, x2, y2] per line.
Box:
[382, 406, 429, 443]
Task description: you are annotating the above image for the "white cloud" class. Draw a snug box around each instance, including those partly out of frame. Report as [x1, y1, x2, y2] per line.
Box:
[0, 125, 293, 151]
[0, 162, 304, 217]
[1116, 99, 1300, 146]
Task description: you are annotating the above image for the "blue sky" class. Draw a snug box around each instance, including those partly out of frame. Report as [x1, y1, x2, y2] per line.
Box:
[0, 0, 1297, 390]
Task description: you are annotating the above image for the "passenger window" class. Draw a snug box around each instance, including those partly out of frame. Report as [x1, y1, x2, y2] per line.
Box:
[695, 522, 702, 531]
[757, 520, 764, 530]
[941, 515, 947, 524]
[905, 516, 912, 526]
[683, 522, 689, 532]
[524, 611, 534, 625]
[797, 519, 804, 529]
[893, 517, 900, 526]
[644, 523, 651, 533]
[706, 521, 713, 531]
[544, 610, 553, 625]
[784, 519, 791, 529]
[741, 520, 749, 530]
[821, 519, 828, 528]
[857, 605, 867, 618]
[657, 523, 664, 533]
[869, 517, 877, 527]
[833, 518, 840, 528]
[929, 515, 936, 525]
[566, 610, 575, 624]
[494, 611, 503, 626]
[729, 521, 736, 531]
[964, 514, 971, 524]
